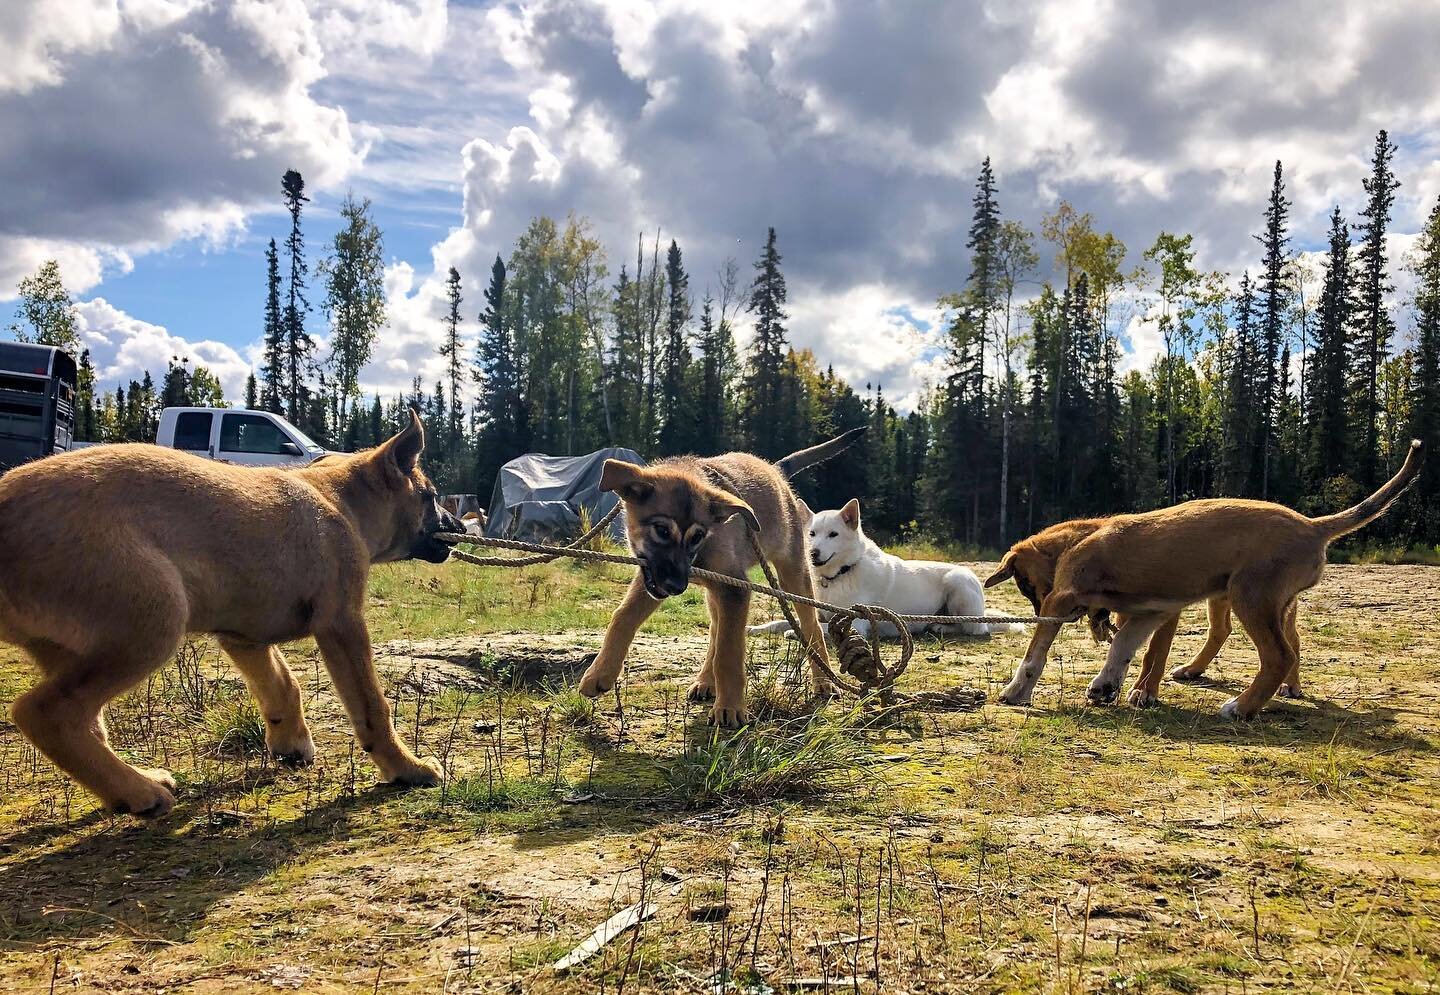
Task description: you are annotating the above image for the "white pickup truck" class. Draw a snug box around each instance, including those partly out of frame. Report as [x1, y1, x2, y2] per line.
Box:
[155, 407, 327, 466]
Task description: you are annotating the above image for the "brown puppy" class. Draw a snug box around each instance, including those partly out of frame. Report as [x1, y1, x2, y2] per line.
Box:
[576, 438, 856, 727]
[0, 411, 460, 817]
[985, 440, 1422, 719]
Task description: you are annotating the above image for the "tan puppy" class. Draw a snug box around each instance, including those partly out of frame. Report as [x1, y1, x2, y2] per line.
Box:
[0, 411, 460, 817]
[985, 441, 1422, 719]
[576, 436, 860, 726]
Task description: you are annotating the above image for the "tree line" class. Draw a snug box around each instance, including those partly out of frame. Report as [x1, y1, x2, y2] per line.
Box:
[8, 132, 1439, 550]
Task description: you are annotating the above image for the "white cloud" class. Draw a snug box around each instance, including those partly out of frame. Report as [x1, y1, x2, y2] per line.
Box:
[75, 297, 253, 400]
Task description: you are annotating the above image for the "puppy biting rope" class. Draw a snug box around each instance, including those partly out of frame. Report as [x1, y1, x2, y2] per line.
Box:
[435, 515, 1078, 706]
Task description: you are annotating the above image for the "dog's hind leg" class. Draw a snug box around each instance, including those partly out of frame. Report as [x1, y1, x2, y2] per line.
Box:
[1172, 596, 1232, 683]
[314, 619, 440, 786]
[1088, 613, 1169, 705]
[14, 639, 182, 818]
[1128, 612, 1180, 707]
[1277, 599, 1304, 699]
[579, 573, 661, 700]
[220, 638, 315, 764]
[1222, 589, 1297, 720]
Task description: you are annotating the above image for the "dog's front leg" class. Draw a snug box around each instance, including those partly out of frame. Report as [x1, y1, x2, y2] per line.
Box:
[709, 585, 753, 727]
[579, 573, 661, 698]
[1127, 613, 1180, 707]
[220, 638, 315, 764]
[1089, 613, 1168, 705]
[314, 621, 440, 787]
[998, 622, 1062, 706]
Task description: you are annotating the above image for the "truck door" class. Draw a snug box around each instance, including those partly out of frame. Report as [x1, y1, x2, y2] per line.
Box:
[218, 412, 304, 466]
[170, 411, 214, 458]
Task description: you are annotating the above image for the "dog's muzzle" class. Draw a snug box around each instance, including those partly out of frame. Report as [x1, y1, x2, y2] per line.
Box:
[638, 556, 689, 600]
[412, 512, 465, 564]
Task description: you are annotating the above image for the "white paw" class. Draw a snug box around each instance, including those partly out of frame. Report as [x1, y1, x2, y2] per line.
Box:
[783, 628, 800, 641]
[1219, 697, 1241, 720]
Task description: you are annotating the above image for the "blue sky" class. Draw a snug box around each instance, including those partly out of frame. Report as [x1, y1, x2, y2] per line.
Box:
[5, 0, 1440, 410]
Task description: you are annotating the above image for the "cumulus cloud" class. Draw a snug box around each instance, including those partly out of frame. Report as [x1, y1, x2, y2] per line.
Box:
[352, 0, 1440, 408]
[12, 0, 1440, 412]
[0, 0, 362, 295]
[75, 297, 253, 400]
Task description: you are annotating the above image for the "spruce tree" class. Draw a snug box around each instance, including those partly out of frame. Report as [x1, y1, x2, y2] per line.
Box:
[1406, 195, 1440, 536]
[1307, 208, 1353, 487]
[1256, 160, 1291, 498]
[439, 266, 465, 464]
[475, 255, 524, 491]
[657, 240, 692, 454]
[743, 228, 789, 458]
[1352, 130, 1400, 487]
[260, 238, 285, 413]
[280, 169, 313, 427]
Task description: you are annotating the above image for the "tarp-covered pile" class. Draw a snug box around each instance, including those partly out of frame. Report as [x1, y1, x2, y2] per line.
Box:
[484, 448, 644, 544]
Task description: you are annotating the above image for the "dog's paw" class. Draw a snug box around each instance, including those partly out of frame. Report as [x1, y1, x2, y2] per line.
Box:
[112, 769, 177, 818]
[1126, 687, 1159, 708]
[270, 733, 317, 766]
[784, 629, 800, 642]
[1276, 683, 1304, 700]
[1086, 681, 1120, 706]
[708, 702, 751, 729]
[577, 666, 614, 699]
[386, 759, 443, 788]
[1170, 665, 1205, 683]
[687, 680, 716, 703]
[1219, 697, 1245, 721]
[996, 685, 1032, 707]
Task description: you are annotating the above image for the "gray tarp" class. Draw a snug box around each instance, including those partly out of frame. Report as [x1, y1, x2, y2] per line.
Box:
[485, 447, 644, 544]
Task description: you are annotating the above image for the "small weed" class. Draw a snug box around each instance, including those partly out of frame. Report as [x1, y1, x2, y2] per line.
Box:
[446, 774, 555, 812]
[664, 706, 881, 805]
[205, 697, 267, 756]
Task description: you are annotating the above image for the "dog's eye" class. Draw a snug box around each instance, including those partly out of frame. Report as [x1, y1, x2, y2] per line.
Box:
[828, 531, 838, 539]
[809, 531, 814, 537]
[687, 529, 707, 548]
[650, 524, 671, 544]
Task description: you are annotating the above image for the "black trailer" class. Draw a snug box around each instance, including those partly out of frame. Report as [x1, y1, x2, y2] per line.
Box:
[0, 342, 77, 474]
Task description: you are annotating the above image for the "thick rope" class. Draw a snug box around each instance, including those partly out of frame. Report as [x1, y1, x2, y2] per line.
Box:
[437, 524, 1079, 705]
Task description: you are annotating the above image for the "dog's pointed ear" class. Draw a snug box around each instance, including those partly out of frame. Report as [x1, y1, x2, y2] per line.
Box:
[839, 498, 861, 529]
[797, 497, 813, 521]
[984, 550, 1017, 589]
[380, 407, 425, 473]
[599, 459, 653, 502]
[711, 492, 760, 534]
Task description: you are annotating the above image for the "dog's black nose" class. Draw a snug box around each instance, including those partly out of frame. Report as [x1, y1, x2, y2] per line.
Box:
[439, 511, 464, 534]
[660, 576, 688, 597]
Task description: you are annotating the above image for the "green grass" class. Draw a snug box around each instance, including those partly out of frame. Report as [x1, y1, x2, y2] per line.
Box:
[0, 555, 1437, 993]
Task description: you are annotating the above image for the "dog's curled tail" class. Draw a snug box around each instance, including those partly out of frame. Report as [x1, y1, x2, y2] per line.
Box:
[1310, 439, 1424, 541]
[775, 426, 867, 479]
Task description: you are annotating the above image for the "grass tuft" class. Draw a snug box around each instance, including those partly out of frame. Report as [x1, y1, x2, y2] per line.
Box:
[664, 706, 880, 806]
[204, 697, 267, 756]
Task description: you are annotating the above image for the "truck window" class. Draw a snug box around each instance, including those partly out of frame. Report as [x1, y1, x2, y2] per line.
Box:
[172, 412, 212, 451]
[220, 413, 291, 455]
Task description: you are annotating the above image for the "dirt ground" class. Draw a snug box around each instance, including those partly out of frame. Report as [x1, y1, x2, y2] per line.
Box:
[0, 562, 1437, 993]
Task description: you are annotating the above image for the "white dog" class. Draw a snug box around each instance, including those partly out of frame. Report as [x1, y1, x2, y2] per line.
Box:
[749, 498, 1022, 639]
